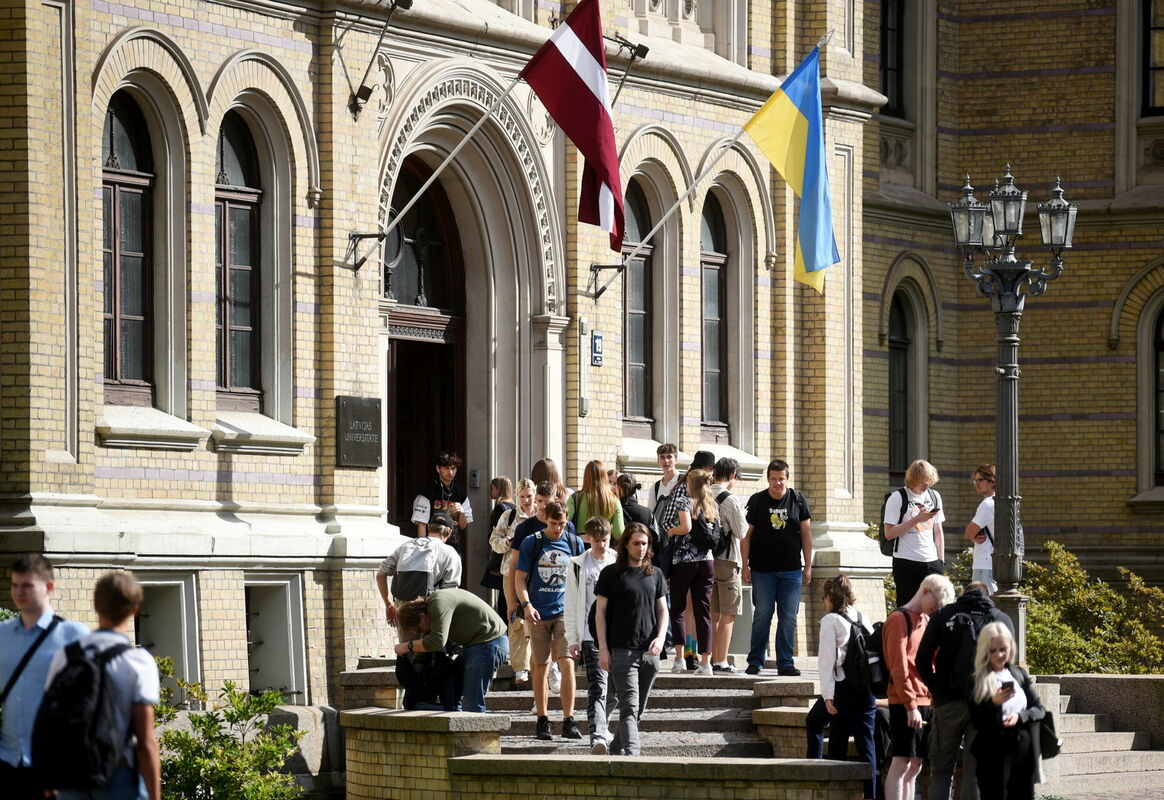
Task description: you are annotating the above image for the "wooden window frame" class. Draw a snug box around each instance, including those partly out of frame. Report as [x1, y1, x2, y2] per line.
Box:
[215, 187, 263, 412]
[103, 171, 155, 407]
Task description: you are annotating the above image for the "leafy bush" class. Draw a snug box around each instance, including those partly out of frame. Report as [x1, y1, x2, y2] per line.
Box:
[0, 607, 16, 622]
[1021, 541, 1164, 675]
[156, 658, 302, 800]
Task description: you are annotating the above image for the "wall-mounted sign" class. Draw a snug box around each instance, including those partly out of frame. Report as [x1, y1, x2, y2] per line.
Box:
[336, 396, 382, 468]
[591, 331, 604, 367]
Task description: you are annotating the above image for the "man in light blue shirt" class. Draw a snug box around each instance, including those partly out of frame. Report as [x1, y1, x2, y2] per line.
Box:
[1, 554, 88, 798]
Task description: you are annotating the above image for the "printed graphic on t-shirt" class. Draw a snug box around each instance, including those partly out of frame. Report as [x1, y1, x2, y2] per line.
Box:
[907, 498, 935, 534]
[537, 549, 569, 591]
[769, 505, 788, 530]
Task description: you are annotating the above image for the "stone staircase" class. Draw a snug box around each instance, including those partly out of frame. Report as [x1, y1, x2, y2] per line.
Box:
[341, 657, 1164, 798]
[1036, 681, 1164, 798]
[489, 666, 773, 757]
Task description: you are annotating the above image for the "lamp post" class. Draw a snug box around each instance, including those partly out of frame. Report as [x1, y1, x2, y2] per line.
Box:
[947, 165, 1076, 662]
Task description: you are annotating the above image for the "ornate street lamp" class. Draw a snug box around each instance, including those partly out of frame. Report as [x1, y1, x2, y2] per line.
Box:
[948, 166, 1076, 661]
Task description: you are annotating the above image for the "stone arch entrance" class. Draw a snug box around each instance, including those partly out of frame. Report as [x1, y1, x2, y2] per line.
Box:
[377, 62, 566, 583]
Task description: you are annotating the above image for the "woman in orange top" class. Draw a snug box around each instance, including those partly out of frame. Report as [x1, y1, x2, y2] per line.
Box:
[882, 573, 955, 800]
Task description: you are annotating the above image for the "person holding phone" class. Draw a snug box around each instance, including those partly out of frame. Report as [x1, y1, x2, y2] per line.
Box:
[882, 460, 946, 606]
[967, 623, 1045, 800]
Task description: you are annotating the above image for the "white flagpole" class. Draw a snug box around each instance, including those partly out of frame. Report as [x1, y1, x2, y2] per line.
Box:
[619, 126, 748, 266]
[382, 74, 522, 238]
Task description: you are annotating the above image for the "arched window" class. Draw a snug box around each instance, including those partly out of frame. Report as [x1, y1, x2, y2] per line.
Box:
[1156, 310, 1164, 485]
[622, 181, 654, 437]
[102, 91, 155, 406]
[888, 292, 912, 484]
[215, 111, 263, 411]
[701, 194, 729, 441]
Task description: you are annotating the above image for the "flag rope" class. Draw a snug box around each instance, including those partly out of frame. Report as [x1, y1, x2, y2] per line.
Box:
[382, 73, 523, 239]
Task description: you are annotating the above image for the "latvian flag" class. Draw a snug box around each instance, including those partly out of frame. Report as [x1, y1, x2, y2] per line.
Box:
[520, 0, 625, 252]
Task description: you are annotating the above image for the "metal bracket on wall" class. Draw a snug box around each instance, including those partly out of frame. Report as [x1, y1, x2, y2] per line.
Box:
[588, 262, 625, 301]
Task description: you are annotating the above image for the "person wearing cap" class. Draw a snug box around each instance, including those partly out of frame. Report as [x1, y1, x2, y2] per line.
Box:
[375, 511, 462, 628]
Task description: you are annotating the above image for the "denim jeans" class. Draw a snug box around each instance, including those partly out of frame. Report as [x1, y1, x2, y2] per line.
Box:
[457, 635, 509, 712]
[748, 568, 802, 669]
[971, 569, 996, 595]
[608, 647, 660, 756]
[58, 765, 146, 800]
[581, 641, 615, 743]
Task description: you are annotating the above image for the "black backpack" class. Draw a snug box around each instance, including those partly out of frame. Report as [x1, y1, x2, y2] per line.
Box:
[689, 512, 724, 554]
[837, 613, 889, 697]
[940, 608, 995, 691]
[712, 490, 734, 558]
[32, 640, 134, 790]
[877, 487, 938, 557]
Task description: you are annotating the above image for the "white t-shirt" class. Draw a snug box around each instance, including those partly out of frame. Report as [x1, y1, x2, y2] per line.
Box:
[971, 495, 995, 570]
[45, 630, 160, 768]
[883, 487, 945, 563]
[994, 667, 1028, 718]
[648, 473, 682, 509]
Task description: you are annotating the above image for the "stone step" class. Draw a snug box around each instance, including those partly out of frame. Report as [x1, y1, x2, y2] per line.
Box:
[1057, 712, 1113, 733]
[1056, 748, 1164, 776]
[500, 730, 773, 759]
[1040, 768, 1164, 797]
[1059, 692, 1072, 714]
[486, 687, 758, 712]
[504, 707, 757, 737]
[1059, 730, 1151, 754]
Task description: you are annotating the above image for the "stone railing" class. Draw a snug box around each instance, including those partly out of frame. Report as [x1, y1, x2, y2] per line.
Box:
[341, 707, 868, 800]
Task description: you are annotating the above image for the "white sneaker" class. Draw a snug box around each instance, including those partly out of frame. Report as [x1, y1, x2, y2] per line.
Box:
[548, 662, 562, 693]
[514, 670, 529, 684]
[694, 663, 714, 676]
[670, 659, 687, 674]
[590, 739, 608, 755]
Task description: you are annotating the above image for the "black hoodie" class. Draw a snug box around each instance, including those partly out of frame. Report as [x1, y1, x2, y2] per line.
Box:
[916, 588, 1015, 705]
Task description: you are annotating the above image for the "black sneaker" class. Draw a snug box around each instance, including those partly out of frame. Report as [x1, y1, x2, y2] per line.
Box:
[685, 654, 697, 671]
[713, 663, 740, 674]
[745, 664, 762, 675]
[536, 715, 552, 740]
[562, 717, 582, 739]
[777, 665, 802, 676]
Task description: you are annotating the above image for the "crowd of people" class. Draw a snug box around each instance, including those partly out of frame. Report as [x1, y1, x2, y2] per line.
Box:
[380, 450, 1048, 797]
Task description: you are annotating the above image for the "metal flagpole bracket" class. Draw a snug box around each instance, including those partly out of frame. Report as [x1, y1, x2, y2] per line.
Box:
[606, 33, 649, 109]
[344, 231, 386, 271]
[588, 261, 626, 301]
[349, 0, 414, 118]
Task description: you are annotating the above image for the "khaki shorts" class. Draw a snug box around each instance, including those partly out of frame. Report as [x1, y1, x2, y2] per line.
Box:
[528, 615, 568, 664]
[711, 559, 743, 615]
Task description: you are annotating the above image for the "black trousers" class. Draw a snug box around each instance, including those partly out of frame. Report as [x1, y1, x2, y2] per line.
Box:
[0, 760, 44, 800]
[892, 557, 944, 607]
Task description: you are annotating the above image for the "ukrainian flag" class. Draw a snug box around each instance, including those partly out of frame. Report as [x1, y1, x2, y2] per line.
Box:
[745, 47, 840, 293]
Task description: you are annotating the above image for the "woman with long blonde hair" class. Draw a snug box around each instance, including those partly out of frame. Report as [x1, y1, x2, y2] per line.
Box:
[666, 468, 717, 675]
[566, 460, 625, 540]
[967, 622, 1045, 799]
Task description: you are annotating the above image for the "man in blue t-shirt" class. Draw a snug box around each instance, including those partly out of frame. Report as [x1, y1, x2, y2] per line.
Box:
[515, 500, 584, 741]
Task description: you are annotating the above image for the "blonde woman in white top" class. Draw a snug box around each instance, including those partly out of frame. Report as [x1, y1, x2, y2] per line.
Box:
[805, 575, 878, 799]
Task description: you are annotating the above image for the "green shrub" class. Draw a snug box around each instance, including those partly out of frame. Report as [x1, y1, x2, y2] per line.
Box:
[0, 607, 16, 622]
[155, 658, 302, 800]
[1021, 541, 1164, 675]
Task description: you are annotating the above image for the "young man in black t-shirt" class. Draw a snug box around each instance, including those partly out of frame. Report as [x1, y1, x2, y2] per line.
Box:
[742, 459, 813, 676]
[594, 523, 669, 756]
